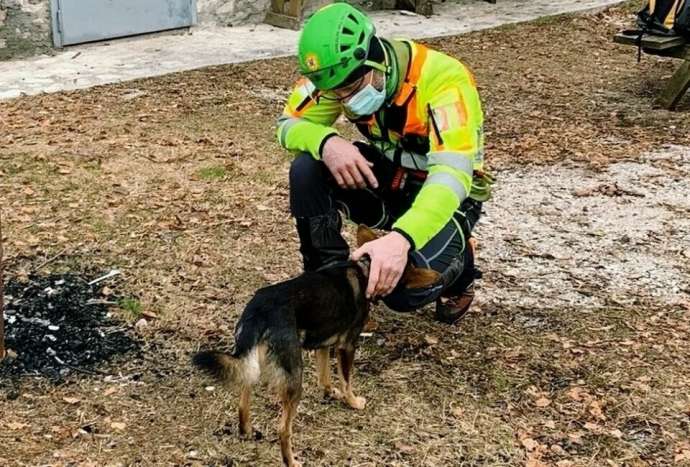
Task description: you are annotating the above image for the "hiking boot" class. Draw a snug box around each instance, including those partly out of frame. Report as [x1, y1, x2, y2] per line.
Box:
[434, 283, 475, 324]
[295, 209, 350, 272]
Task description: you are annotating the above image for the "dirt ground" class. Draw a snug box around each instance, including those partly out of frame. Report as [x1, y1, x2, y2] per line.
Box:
[1, 2, 690, 465]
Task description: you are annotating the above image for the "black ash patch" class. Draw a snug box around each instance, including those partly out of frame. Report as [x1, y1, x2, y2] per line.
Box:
[1, 272, 138, 380]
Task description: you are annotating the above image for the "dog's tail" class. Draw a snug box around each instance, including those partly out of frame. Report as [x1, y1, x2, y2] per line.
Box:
[193, 351, 239, 384]
[193, 316, 267, 386]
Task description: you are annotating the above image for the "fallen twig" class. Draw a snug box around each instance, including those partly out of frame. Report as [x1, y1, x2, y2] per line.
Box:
[60, 361, 111, 377]
[31, 247, 68, 273]
[85, 299, 119, 306]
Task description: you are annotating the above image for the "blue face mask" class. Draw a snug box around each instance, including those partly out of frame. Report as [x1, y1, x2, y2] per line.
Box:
[343, 72, 386, 118]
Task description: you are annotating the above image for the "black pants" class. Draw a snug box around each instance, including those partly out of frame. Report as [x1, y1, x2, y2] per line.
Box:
[289, 151, 482, 312]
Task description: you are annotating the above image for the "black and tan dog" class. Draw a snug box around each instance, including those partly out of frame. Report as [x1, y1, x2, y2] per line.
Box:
[193, 225, 439, 467]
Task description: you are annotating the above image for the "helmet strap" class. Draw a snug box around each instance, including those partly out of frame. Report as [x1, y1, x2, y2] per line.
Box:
[377, 38, 398, 101]
[363, 59, 387, 73]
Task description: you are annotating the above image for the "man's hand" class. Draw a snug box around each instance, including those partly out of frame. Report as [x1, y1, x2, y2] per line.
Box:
[322, 136, 378, 190]
[351, 231, 411, 299]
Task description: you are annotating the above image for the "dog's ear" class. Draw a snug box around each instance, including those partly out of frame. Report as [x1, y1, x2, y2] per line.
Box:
[400, 265, 441, 289]
[356, 224, 379, 247]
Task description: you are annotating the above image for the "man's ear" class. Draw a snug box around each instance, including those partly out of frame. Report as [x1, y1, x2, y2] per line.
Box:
[356, 224, 379, 247]
[400, 266, 441, 289]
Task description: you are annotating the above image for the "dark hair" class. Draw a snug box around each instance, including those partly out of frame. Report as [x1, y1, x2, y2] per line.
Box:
[339, 36, 385, 87]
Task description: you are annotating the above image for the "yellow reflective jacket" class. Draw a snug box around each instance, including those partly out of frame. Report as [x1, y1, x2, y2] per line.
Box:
[277, 39, 492, 250]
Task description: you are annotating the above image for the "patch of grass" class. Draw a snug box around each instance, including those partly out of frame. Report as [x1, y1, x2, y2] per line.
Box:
[119, 297, 143, 320]
[89, 218, 110, 235]
[252, 168, 282, 185]
[197, 166, 227, 181]
[2, 163, 24, 176]
[494, 22, 520, 33]
[530, 12, 575, 26]
[486, 365, 528, 401]
[0, 153, 49, 178]
[493, 11, 573, 32]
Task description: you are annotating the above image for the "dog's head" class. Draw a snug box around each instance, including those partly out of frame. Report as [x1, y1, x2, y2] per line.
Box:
[354, 225, 441, 289]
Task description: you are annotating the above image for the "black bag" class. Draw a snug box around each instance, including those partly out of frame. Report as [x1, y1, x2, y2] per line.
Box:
[637, 0, 685, 36]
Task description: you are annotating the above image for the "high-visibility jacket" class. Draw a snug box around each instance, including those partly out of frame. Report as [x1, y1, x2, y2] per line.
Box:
[277, 38, 492, 250]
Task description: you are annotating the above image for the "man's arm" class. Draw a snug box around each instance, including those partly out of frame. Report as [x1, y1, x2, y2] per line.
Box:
[392, 68, 484, 250]
[276, 78, 343, 159]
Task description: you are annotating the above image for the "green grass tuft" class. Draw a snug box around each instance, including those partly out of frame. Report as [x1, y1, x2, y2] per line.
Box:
[119, 297, 143, 319]
[197, 166, 227, 181]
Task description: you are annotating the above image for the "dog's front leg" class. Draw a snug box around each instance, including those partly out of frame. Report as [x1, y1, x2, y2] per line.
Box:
[317, 347, 350, 402]
[315, 347, 336, 398]
[336, 345, 366, 410]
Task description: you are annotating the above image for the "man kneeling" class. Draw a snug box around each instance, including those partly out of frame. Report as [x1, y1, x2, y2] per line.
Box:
[278, 4, 494, 323]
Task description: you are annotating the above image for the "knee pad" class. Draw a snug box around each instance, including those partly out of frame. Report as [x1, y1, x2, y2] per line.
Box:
[443, 243, 480, 297]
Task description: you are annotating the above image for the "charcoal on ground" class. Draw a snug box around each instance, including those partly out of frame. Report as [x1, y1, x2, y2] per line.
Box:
[0, 272, 138, 380]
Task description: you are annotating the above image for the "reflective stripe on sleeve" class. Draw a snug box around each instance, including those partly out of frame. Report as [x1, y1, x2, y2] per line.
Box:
[425, 171, 468, 201]
[427, 151, 474, 176]
[277, 116, 302, 148]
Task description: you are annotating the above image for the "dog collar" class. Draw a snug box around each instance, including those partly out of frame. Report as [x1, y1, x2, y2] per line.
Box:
[314, 260, 355, 272]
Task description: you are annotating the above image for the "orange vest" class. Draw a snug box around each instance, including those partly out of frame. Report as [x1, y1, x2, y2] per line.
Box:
[354, 42, 430, 155]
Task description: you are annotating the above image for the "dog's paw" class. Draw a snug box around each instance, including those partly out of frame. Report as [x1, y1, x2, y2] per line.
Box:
[238, 424, 255, 439]
[325, 387, 344, 401]
[347, 395, 366, 410]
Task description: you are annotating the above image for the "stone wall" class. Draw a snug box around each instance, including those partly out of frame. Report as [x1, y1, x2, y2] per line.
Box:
[197, 0, 358, 27]
[0, 0, 52, 60]
[197, 0, 269, 27]
[197, 0, 384, 27]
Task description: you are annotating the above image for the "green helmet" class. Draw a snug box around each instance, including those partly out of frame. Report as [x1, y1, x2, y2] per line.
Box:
[298, 3, 382, 90]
